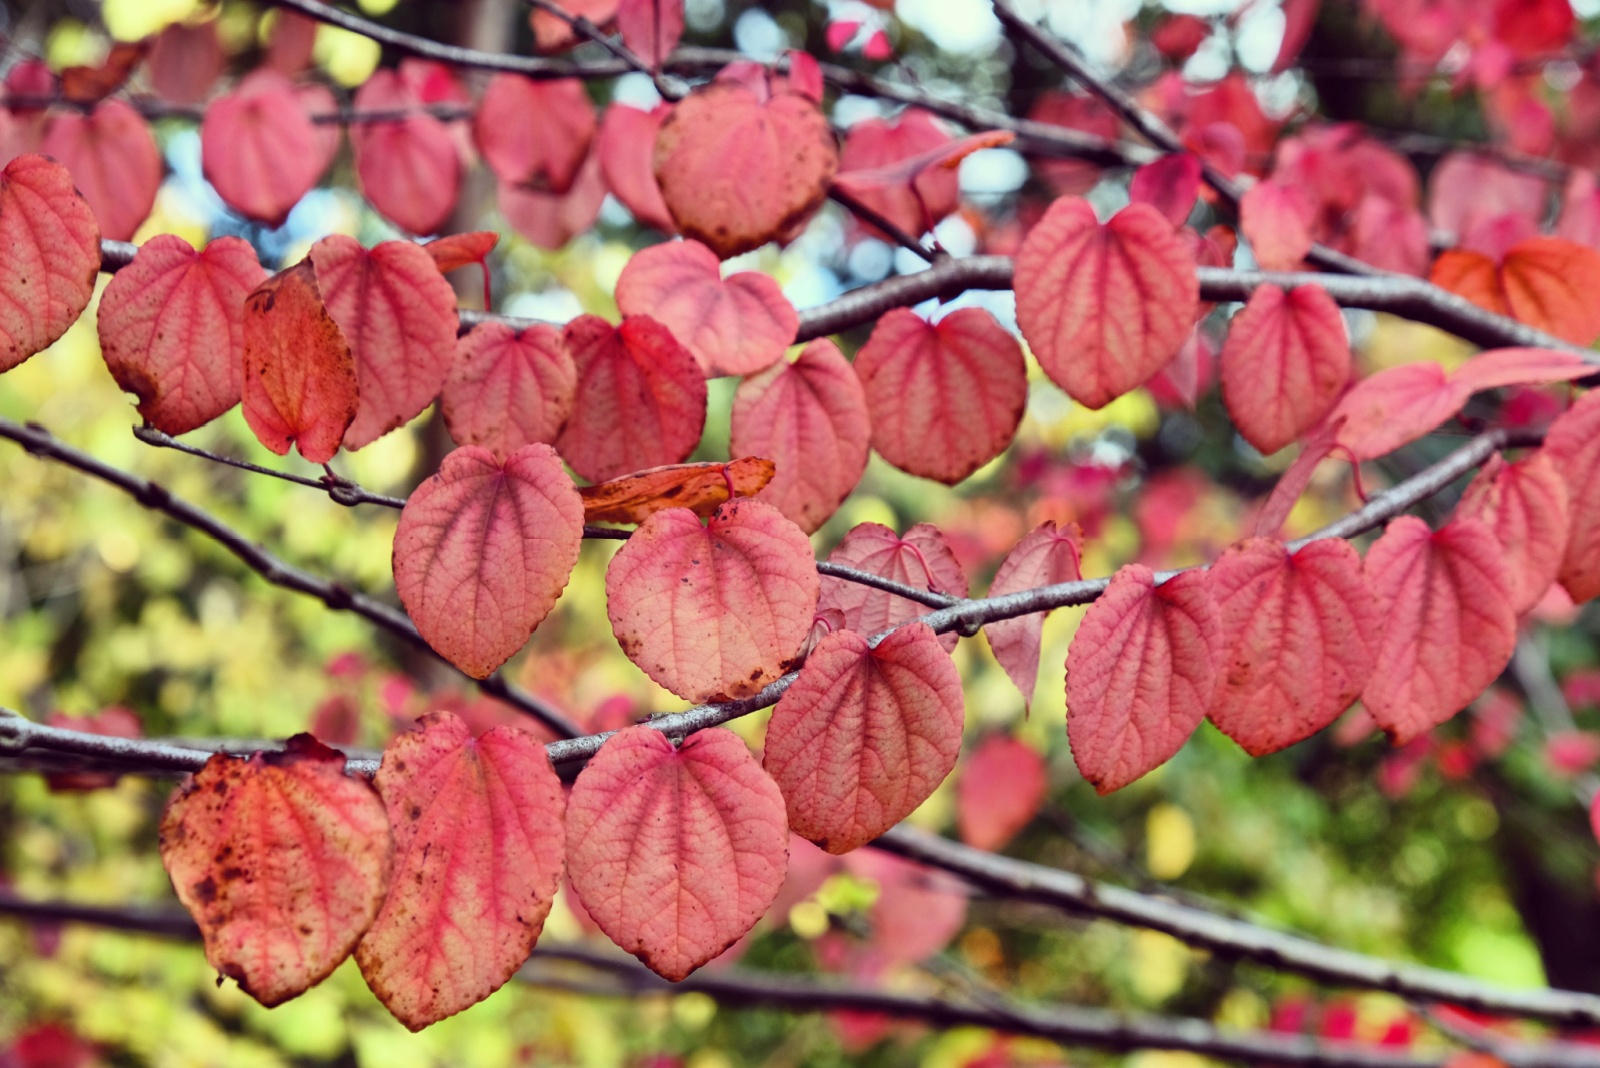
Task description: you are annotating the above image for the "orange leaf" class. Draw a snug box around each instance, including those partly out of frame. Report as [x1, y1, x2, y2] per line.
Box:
[553, 314, 707, 483]
[1544, 389, 1600, 603]
[442, 322, 576, 458]
[956, 734, 1047, 852]
[579, 457, 775, 524]
[201, 70, 332, 228]
[241, 260, 359, 464]
[729, 339, 870, 534]
[597, 103, 676, 234]
[1220, 284, 1351, 455]
[617, 0, 685, 68]
[1361, 516, 1517, 744]
[1458, 452, 1570, 614]
[310, 236, 459, 449]
[604, 498, 819, 702]
[983, 521, 1083, 704]
[0, 155, 100, 374]
[1065, 566, 1221, 793]
[614, 239, 797, 377]
[1433, 237, 1600, 345]
[817, 522, 969, 652]
[351, 64, 464, 236]
[764, 623, 965, 854]
[97, 235, 266, 435]
[1430, 248, 1507, 316]
[393, 445, 584, 678]
[475, 75, 595, 193]
[566, 725, 788, 981]
[423, 231, 498, 274]
[654, 81, 838, 258]
[1015, 197, 1198, 410]
[39, 99, 160, 242]
[356, 711, 565, 1030]
[834, 110, 965, 239]
[159, 735, 392, 1008]
[854, 307, 1027, 485]
[1206, 538, 1377, 756]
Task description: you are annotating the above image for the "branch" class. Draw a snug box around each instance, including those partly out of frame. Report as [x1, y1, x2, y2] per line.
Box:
[0, 417, 582, 740]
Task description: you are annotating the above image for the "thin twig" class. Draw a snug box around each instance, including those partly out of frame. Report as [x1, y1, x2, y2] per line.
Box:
[828, 185, 940, 263]
[522, 0, 686, 100]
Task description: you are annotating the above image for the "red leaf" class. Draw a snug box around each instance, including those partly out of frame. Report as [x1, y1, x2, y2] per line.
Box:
[147, 20, 225, 105]
[1065, 566, 1221, 793]
[310, 236, 459, 449]
[1254, 416, 1345, 537]
[1544, 389, 1600, 603]
[579, 457, 774, 524]
[817, 522, 969, 652]
[1429, 152, 1546, 243]
[654, 81, 838, 258]
[956, 734, 1048, 851]
[200, 71, 328, 228]
[729, 339, 871, 534]
[605, 498, 820, 702]
[1471, 238, 1600, 345]
[835, 110, 963, 239]
[442, 322, 576, 457]
[1015, 197, 1199, 410]
[614, 239, 798, 377]
[96, 235, 266, 435]
[0, 155, 100, 374]
[1152, 14, 1210, 60]
[1274, 0, 1321, 71]
[597, 103, 676, 233]
[1458, 451, 1570, 614]
[764, 623, 965, 854]
[356, 711, 565, 1030]
[424, 231, 498, 274]
[1240, 179, 1315, 272]
[553, 314, 707, 483]
[475, 75, 595, 194]
[351, 65, 464, 236]
[531, 0, 618, 51]
[39, 99, 160, 242]
[1129, 153, 1201, 227]
[158, 735, 392, 1008]
[984, 521, 1084, 704]
[1206, 538, 1377, 756]
[241, 260, 359, 464]
[617, 0, 685, 67]
[1361, 516, 1517, 744]
[566, 725, 788, 980]
[854, 307, 1027, 485]
[1220, 284, 1351, 455]
[43, 706, 142, 792]
[498, 149, 608, 250]
[393, 444, 584, 678]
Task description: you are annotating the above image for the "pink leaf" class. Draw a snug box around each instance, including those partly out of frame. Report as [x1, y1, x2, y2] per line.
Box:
[956, 734, 1048, 851]
[1544, 389, 1600, 603]
[423, 231, 497, 275]
[96, 234, 266, 435]
[475, 75, 595, 194]
[1240, 179, 1315, 272]
[764, 623, 965, 854]
[604, 498, 820, 702]
[1219, 284, 1351, 455]
[728, 339, 871, 534]
[844, 850, 968, 964]
[201, 70, 330, 228]
[553, 314, 707, 483]
[614, 239, 798, 377]
[1254, 417, 1346, 537]
[597, 103, 676, 233]
[1458, 451, 1570, 614]
[351, 64, 464, 237]
[40, 98, 160, 242]
[498, 149, 608, 250]
[1273, 0, 1322, 71]
[1014, 197, 1199, 410]
[147, 20, 225, 105]
[1129, 153, 1202, 227]
[617, 0, 685, 68]
[566, 725, 788, 981]
[442, 322, 576, 458]
[854, 307, 1027, 485]
[393, 445, 584, 678]
[817, 522, 969, 652]
[356, 711, 565, 1030]
[1206, 538, 1377, 755]
[835, 110, 964, 239]
[984, 521, 1084, 704]
[1361, 516, 1517, 744]
[1065, 566, 1221, 793]
[0, 155, 100, 374]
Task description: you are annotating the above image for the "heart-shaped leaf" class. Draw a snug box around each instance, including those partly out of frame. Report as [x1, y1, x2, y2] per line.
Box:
[442, 322, 576, 457]
[1220, 283, 1351, 455]
[1544, 389, 1600, 603]
[498, 150, 608, 251]
[200, 70, 330, 228]
[1458, 451, 1570, 614]
[597, 103, 676, 233]
[817, 522, 968, 652]
[40, 99, 160, 241]
[983, 521, 1083, 704]
[0, 154, 100, 374]
[147, 20, 224, 105]
[475, 75, 595, 194]
[1239, 179, 1314, 271]
[351, 64, 464, 236]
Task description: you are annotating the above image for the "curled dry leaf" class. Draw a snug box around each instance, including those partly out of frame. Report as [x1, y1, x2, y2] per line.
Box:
[983, 521, 1084, 705]
[1219, 284, 1351, 455]
[554, 314, 708, 483]
[351, 63, 465, 236]
[1014, 197, 1199, 410]
[241, 260, 359, 464]
[1431, 237, 1600, 345]
[566, 725, 788, 981]
[1362, 516, 1517, 744]
[97, 235, 267, 436]
[729, 339, 871, 534]
[310, 236, 460, 449]
[956, 733, 1048, 852]
[39, 99, 160, 242]
[356, 711, 565, 1031]
[159, 735, 392, 1008]
[442, 322, 576, 457]
[579, 457, 775, 525]
[475, 75, 595, 194]
[597, 103, 676, 233]
[605, 498, 820, 702]
[1065, 566, 1221, 793]
[1544, 389, 1600, 603]
[854, 307, 1027, 485]
[1206, 538, 1377, 756]
[764, 623, 965, 855]
[498, 149, 608, 251]
[1458, 452, 1570, 614]
[654, 80, 838, 258]
[817, 522, 968, 652]
[393, 444, 585, 679]
[201, 70, 331, 228]
[614, 239, 798, 378]
[0, 154, 101, 374]
[423, 231, 498, 274]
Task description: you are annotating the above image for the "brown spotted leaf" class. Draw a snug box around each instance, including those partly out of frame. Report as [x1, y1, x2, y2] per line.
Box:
[0, 154, 100, 374]
[442, 322, 576, 458]
[580, 457, 775, 525]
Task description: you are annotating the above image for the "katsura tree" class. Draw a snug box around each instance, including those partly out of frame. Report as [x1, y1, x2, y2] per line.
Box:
[3, 0, 1600, 1063]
